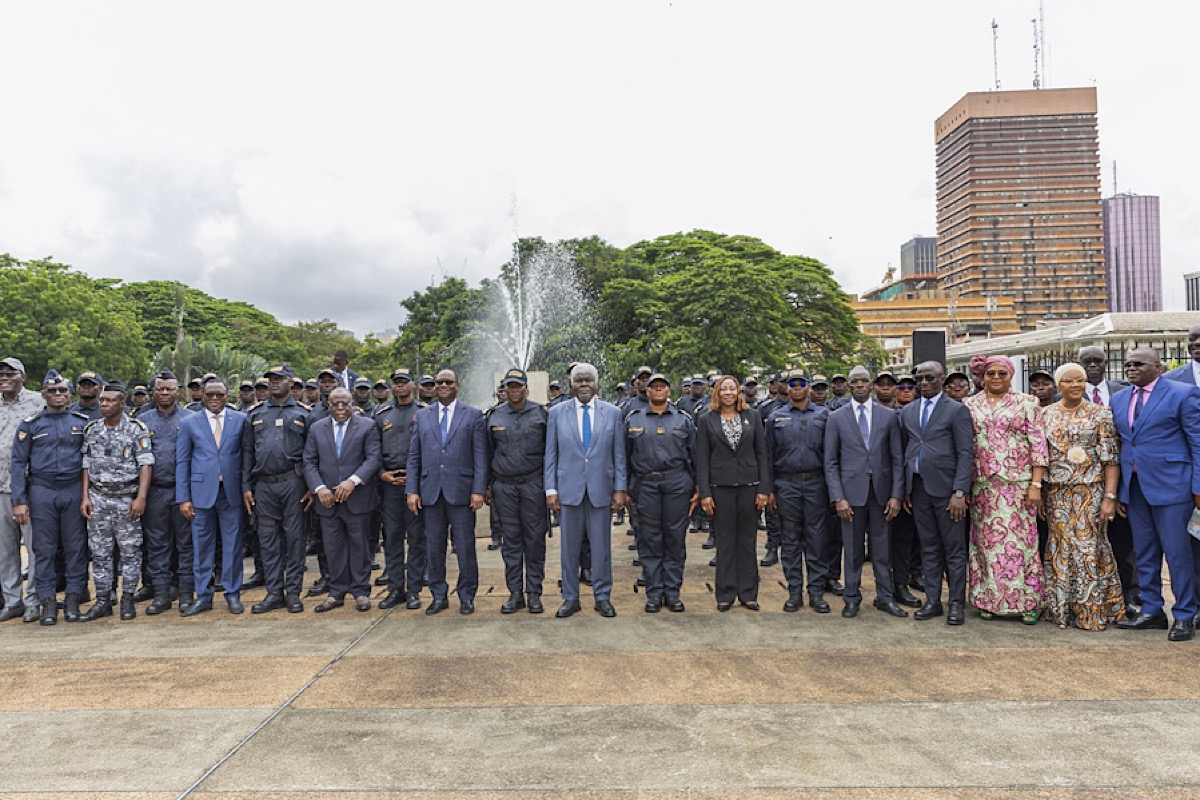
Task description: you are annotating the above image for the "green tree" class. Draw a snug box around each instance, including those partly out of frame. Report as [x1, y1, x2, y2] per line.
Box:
[0, 255, 149, 382]
[281, 319, 357, 378]
[151, 336, 267, 389]
[392, 278, 486, 376]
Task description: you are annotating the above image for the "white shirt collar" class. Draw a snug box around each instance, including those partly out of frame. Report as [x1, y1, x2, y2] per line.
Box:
[851, 397, 872, 413]
[207, 407, 225, 421]
[438, 398, 457, 415]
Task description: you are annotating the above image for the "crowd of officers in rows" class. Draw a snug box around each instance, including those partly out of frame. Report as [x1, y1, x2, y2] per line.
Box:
[1, 351, 982, 626]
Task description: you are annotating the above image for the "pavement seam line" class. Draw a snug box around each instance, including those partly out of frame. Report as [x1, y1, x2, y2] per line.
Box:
[173, 606, 395, 800]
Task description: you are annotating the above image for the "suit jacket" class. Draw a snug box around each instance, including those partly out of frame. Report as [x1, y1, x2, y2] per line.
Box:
[824, 401, 903, 507]
[1163, 363, 1200, 387]
[175, 409, 246, 509]
[900, 393, 974, 498]
[405, 401, 488, 506]
[544, 398, 627, 506]
[303, 415, 381, 516]
[693, 409, 771, 498]
[1110, 379, 1200, 505]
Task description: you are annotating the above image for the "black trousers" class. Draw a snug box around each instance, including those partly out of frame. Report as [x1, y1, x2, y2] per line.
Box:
[631, 474, 692, 601]
[711, 485, 759, 604]
[255, 475, 307, 596]
[911, 475, 967, 605]
[319, 504, 371, 600]
[491, 477, 549, 595]
[1106, 513, 1138, 599]
[775, 476, 831, 595]
[889, 506, 917, 588]
[143, 484, 194, 592]
[841, 490, 893, 604]
[380, 482, 426, 597]
[825, 504, 843, 581]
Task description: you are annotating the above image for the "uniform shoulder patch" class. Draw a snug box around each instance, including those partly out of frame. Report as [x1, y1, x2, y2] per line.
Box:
[23, 412, 41, 423]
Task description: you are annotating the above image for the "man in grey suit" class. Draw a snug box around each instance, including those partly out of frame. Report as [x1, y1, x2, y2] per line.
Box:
[544, 362, 627, 618]
[1163, 324, 1200, 388]
[901, 361, 975, 626]
[824, 367, 906, 618]
[304, 388, 381, 612]
[407, 369, 487, 615]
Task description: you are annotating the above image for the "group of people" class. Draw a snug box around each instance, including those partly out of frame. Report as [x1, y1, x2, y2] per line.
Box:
[3, 333, 1199, 642]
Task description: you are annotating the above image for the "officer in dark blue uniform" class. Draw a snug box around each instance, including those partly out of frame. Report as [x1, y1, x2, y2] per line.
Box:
[624, 373, 696, 612]
[755, 371, 786, 566]
[68, 370, 103, 421]
[236, 380, 257, 412]
[827, 374, 850, 410]
[352, 376, 376, 416]
[624, 366, 653, 415]
[374, 368, 427, 610]
[241, 364, 311, 613]
[139, 369, 196, 614]
[486, 368, 550, 614]
[766, 369, 834, 613]
[303, 379, 319, 407]
[11, 370, 90, 625]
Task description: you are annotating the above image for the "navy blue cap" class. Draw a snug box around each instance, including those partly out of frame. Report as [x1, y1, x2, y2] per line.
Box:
[264, 364, 295, 379]
[43, 369, 67, 386]
[502, 368, 527, 386]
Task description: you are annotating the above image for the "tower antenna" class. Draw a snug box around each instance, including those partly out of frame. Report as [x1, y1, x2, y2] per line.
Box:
[991, 19, 1001, 90]
[1039, 0, 1047, 87]
[1032, 17, 1041, 89]
[1113, 160, 1118, 195]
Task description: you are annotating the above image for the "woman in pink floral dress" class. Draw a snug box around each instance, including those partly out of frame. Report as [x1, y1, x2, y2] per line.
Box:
[964, 355, 1049, 623]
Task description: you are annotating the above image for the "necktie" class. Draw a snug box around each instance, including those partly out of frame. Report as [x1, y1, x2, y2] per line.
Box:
[440, 406, 449, 445]
[1093, 386, 1102, 405]
[920, 398, 932, 430]
[335, 422, 345, 458]
[582, 403, 592, 452]
[212, 413, 223, 447]
[1133, 387, 1145, 427]
[858, 405, 870, 449]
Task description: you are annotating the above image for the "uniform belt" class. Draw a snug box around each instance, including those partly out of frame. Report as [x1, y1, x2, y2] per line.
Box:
[639, 467, 688, 482]
[30, 477, 78, 490]
[776, 470, 822, 482]
[493, 469, 542, 485]
[91, 483, 139, 498]
[257, 470, 301, 484]
[151, 480, 176, 489]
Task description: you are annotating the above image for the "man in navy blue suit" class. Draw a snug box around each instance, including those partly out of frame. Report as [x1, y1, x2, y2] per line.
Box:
[176, 380, 247, 615]
[1113, 348, 1200, 641]
[1163, 323, 1200, 388]
[407, 369, 487, 615]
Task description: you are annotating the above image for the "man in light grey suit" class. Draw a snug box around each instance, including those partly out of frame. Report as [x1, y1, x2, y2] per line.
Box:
[1163, 324, 1200, 388]
[544, 362, 627, 618]
[824, 367, 906, 619]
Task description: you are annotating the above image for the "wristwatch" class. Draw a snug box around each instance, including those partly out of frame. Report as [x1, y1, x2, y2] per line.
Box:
[953, 490, 965, 499]
[1104, 492, 1117, 500]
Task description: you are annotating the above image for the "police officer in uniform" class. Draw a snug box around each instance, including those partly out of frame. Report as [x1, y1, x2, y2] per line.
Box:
[253, 377, 270, 405]
[237, 380, 256, 411]
[766, 370, 834, 613]
[624, 373, 696, 612]
[352, 376, 376, 415]
[69, 370, 104, 421]
[374, 368, 426, 610]
[416, 374, 437, 405]
[487, 369, 550, 614]
[372, 379, 390, 405]
[11, 371, 91, 625]
[79, 381, 154, 621]
[756, 371, 786, 566]
[624, 366, 653, 414]
[828, 374, 850, 410]
[303, 379, 319, 406]
[184, 377, 205, 411]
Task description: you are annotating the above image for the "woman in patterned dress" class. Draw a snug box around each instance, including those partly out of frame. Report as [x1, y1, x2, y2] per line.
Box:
[964, 355, 1049, 623]
[1040, 362, 1125, 630]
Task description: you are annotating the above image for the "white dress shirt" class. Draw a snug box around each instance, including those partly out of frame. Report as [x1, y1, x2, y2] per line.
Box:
[206, 408, 226, 442]
[437, 399, 458, 434]
[1088, 380, 1111, 406]
[574, 397, 595, 445]
[851, 397, 873, 438]
[1191, 360, 1200, 388]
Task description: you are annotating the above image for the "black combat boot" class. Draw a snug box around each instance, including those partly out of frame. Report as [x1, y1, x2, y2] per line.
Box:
[63, 593, 82, 622]
[146, 588, 172, 615]
[120, 592, 137, 621]
[80, 592, 113, 622]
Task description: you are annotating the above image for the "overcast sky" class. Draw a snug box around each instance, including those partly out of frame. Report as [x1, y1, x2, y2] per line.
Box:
[2, 1, 1197, 337]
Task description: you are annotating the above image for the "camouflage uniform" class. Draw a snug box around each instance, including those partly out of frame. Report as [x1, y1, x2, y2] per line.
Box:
[82, 414, 154, 594]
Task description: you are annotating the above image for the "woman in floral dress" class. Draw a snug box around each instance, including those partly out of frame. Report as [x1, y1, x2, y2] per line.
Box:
[1040, 362, 1125, 630]
[964, 355, 1049, 623]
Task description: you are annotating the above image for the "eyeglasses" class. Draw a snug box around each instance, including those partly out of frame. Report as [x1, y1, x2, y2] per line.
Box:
[916, 374, 939, 383]
[329, 401, 352, 408]
[1123, 360, 1148, 368]
[0, 371, 19, 379]
[984, 370, 1009, 378]
[434, 380, 455, 386]
[786, 380, 808, 388]
[44, 387, 70, 395]
[1081, 357, 1105, 365]
[898, 383, 916, 389]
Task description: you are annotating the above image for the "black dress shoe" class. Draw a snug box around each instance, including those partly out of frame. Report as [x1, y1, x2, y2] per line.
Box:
[914, 600, 944, 620]
[947, 601, 965, 626]
[827, 580, 844, 597]
[1117, 612, 1169, 630]
[406, 595, 423, 610]
[242, 572, 266, 590]
[842, 601, 860, 618]
[580, 569, 593, 586]
[501, 594, 525, 614]
[252, 592, 285, 614]
[708, 557, 717, 567]
[783, 594, 802, 613]
[632, 557, 641, 565]
[874, 598, 909, 618]
[226, 596, 244, 614]
[356, 596, 372, 612]
[894, 586, 922, 608]
[180, 600, 213, 617]
[379, 590, 403, 610]
[909, 577, 926, 593]
[628, 541, 638, 550]
[644, 598, 662, 613]
[314, 597, 344, 613]
[527, 594, 543, 614]
[23, 603, 40, 623]
[594, 599, 616, 617]
[666, 598, 685, 613]
[425, 597, 449, 615]
[0, 604, 25, 622]
[285, 594, 304, 613]
[555, 600, 582, 618]
[305, 578, 329, 597]
[374, 574, 389, 586]
[760, 548, 778, 567]
[701, 534, 715, 549]
[809, 593, 830, 614]
[739, 600, 760, 611]
[1170, 619, 1196, 641]
[636, 575, 647, 587]
[717, 602, 732, 612]
[487, 540, 501, 550]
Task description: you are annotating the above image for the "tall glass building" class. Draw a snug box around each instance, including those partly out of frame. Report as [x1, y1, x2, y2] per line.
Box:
[1103, 193, 1162, 312]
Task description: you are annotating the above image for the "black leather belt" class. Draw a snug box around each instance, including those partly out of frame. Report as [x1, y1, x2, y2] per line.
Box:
[639, 467, 689, 482]
[257, 470, 301, 484]
[494, 470, 542, 485]
[91, 483, 138, 498]
[776, 470, 822, 482]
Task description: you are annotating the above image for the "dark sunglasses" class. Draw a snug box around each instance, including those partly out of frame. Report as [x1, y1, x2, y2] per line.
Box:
[434, 379, 455, 386]
[984, 370, 1009, 378]
[329, 401, 352, 408]
[1123, 360, 1149, 368]
[1081, 357, 1105, 365]
[44, 386, 71, 394]
[786, 379, 808, 388]
[0, 370, 19, 379]
[916, 374, 939, 383]
[898, 382, 916, 388]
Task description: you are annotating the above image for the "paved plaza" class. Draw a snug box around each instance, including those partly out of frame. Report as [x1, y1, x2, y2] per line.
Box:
[1, 517, 1198, 799]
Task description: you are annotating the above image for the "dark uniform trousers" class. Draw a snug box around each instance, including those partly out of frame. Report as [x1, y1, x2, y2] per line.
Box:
[30, 482, 88, 601]
[910, 474, 967, 605]
[841, 485, 893, 605]
[380, 482, 426, 598]
[775, 474, 832, 595]
[889, 505, 918, 590]
[631, 470, 692, 601]
[143, 483, 194, 593]
[764, 508, 780, 551]
[255, 474, 308, 596]
[491, 472, 549, 596]
[824, 504, 843, 582]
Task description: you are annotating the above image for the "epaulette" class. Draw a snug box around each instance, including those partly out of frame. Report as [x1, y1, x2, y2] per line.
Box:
[83, 417, 103, 432]
[129, 416, 151, 432]
[298, 401, 312, 411]
[374, 401, 394, 415]
[70, 410, 91, 421]
[23, 412, 42, 423]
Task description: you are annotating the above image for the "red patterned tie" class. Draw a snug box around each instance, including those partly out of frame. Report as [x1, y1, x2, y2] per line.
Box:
[1093, 386, 1102, 405]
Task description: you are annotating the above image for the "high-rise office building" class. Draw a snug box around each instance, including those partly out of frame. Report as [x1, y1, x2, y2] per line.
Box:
[1103, 193, 1161, 312]
[1185, 271, 1200, 312]
[934, 88, 1106, 331]
[900, 236, 938, 277]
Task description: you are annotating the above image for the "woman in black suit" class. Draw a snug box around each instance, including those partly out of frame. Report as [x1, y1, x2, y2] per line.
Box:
[695, 375, 772, 611]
